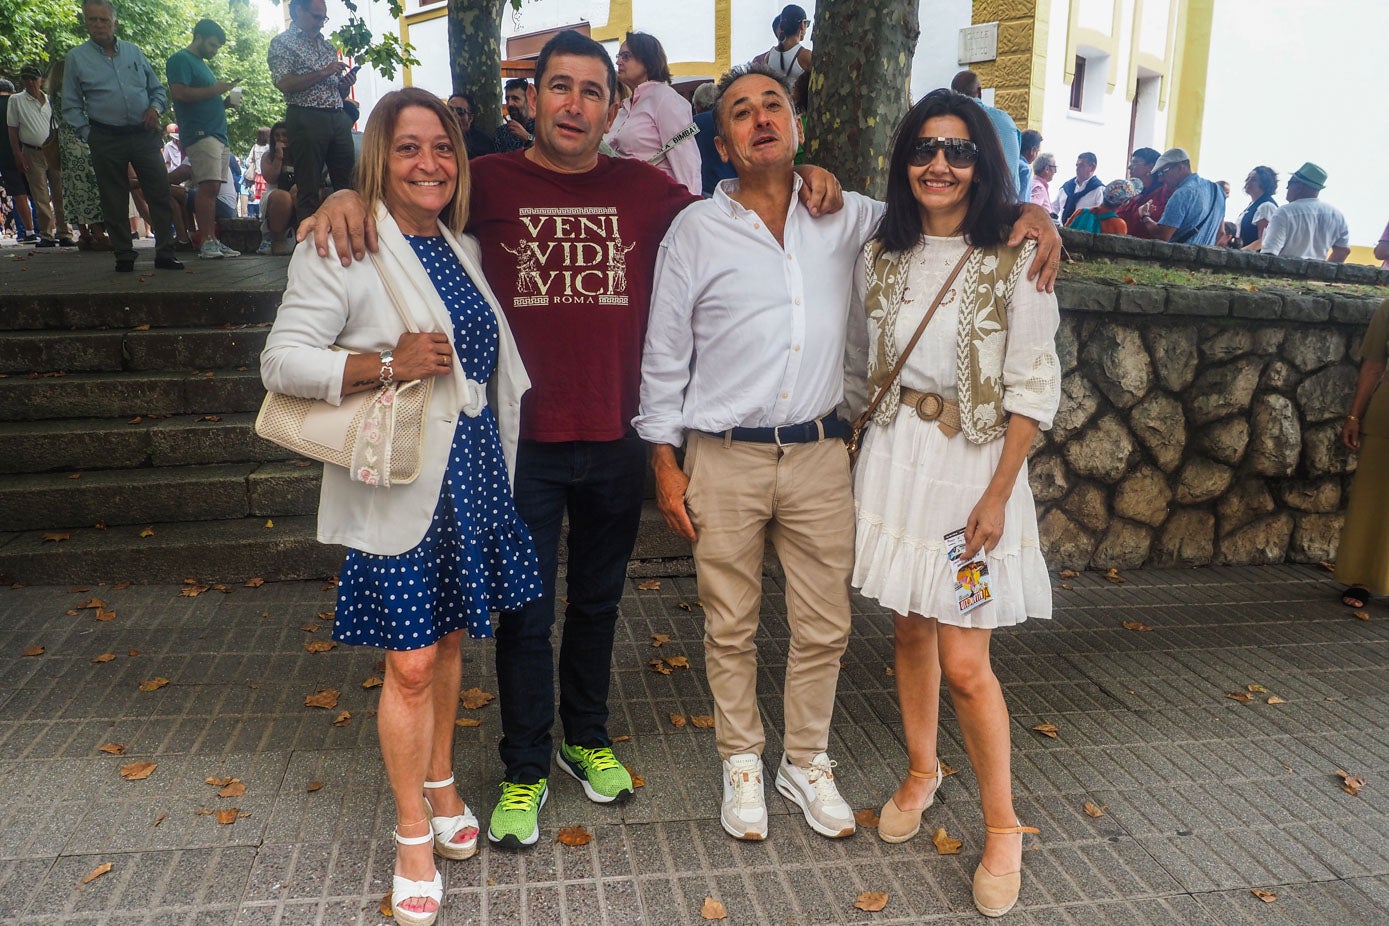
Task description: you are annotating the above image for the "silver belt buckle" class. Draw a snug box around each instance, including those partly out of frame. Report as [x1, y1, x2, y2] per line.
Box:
[912, 392, 945, 421]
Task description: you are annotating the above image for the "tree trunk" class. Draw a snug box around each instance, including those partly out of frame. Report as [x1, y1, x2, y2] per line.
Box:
[805, 0, 921, 199]
[448, 0, 508, 134]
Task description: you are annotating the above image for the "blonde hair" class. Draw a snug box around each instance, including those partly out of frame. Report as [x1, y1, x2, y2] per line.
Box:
[355, 88, 469, 235]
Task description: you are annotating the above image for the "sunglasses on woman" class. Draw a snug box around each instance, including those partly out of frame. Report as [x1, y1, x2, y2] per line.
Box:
[908, 137, 979, 168]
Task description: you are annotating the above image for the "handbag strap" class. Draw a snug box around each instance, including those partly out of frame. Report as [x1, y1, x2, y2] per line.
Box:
[368, 248, 422, 336]
[859, 243, 975, 424]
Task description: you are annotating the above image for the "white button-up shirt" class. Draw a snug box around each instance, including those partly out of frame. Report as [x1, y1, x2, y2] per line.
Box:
[634, 176, 883, 447]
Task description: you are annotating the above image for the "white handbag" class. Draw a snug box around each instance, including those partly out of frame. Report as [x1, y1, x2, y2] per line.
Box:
[255, 253, 434, 487]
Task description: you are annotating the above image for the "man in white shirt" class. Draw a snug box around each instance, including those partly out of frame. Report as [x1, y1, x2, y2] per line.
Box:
[634, 64, 877, 844]
[1260, 162, 1350, 263]
[6, 64, 73, 247]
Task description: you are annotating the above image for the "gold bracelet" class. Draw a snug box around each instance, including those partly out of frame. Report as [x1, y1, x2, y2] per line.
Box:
[1347, 414, 1359, 422]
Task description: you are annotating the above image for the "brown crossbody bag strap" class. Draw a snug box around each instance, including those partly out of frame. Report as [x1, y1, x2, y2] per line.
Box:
[847, 245, 975, 462]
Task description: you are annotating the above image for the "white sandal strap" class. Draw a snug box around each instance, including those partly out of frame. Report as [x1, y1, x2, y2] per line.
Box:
[394, 828, 435, 846]
[423, 775, 455, 789]
[391, 871, 443, 910]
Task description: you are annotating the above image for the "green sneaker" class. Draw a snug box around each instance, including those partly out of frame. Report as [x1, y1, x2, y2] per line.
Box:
[558, 741, 635, 804]
[486, 780, 548, 849]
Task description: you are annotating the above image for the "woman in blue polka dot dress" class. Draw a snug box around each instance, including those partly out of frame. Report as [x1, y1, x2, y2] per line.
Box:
[262, 89, 541, 926]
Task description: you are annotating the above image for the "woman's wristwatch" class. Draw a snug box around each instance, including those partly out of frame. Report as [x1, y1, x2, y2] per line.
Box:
[379, 349, 395, 386]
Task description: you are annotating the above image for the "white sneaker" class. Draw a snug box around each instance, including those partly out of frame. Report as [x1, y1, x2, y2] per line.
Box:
[215, 240, 241, 258]
[775, 752, 856, 838]
[721, 753, 768, 840]
[198, 239, 223, 260]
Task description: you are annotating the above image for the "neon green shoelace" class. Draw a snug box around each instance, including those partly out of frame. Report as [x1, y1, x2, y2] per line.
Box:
[498, 782, 545, 811]
[573, 745, 622, 772]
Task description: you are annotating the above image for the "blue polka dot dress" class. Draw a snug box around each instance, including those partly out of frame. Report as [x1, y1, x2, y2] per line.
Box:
[332, 235, 543, 650]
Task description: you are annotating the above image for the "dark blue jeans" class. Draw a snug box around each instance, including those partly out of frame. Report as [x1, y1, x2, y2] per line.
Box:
[496, 436, 646, 783]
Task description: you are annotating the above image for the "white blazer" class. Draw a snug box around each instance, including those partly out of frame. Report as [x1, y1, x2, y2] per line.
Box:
[260, 207, 530, 556]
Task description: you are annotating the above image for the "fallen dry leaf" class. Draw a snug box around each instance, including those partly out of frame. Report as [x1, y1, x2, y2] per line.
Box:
[1059, 569, 1080, 579]
[1104, 567, 1125, 584]
[650, 633, 670, 647]
[1354, 611, 1370, 621]
[612, 735, 631, 743]
[194, 809, 214, 816]
[1060, 582, 1073, 590]
[460, 687, 494, 709]
[1247, 683, 1268, 693]
[307, 781, 323, 792]
[1122, 620, 1153, 632]
[940, 761, 957, 777]
[216, 808, 240, 824]
[332, 711, 351, 727]
[218, 781, 246, 798]
[138, 677, 169, 692]
[1226, 691, 1253, 704]
[455, 718, 481, 728]
[316, 610, 334, 621]
[94, 608, 116, 622]
[304, 640, 337, 654]
[636, 579, 661, 591]
[699, 897, 727, 921]
[205, 776, 234, 787]
[21, 645, 44, 657]
[179, 585, 207, 598]
[139, 527, 155, 538]
[244, 577, 265, 588]
[854, 891, 889, 912]
[648, 658, 672, 675]
[1083, 801, 1106, 818]
[120, 761, 156, 781]
[556, 825, 593, 846]
[80, 862, 112, 885]
[663, 655, 690, 669]
[855, 808, 880, 828]
[362, 675, 383, 689]
[676, 601, 693, 611]
[690, 715, 715, 729]
[380, 892, 393, 917]
[304, 689, 340, 709]
[1267, 695, 1287, 705]
[625, 766, 645, 788]
[98, 743, 125, 755]
[76, 597, 106, 610]
[1252, 889, 1278, 903]
[932, 827, 963, 854]
[128, 649, 140, 657]
[669, 713, 687, 728]
[264, 519, 274, 529]
[885, 665, 895, 676]
[1318, 561, 1336, 572]
[1337, 769, 1366, 796]
[153, 813, 167, 826]
[299, 623, 321, 633]
[68, 472, 81, 480]
[1032, 722, 1059, 739]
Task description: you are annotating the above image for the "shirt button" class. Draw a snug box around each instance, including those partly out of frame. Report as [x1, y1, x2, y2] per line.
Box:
[786, 254, 793, 261]
[794, 298, 802, 305]
[781, 392, 789, 398]
[793, 345, 801, 351]
[753, 223, 761, 229]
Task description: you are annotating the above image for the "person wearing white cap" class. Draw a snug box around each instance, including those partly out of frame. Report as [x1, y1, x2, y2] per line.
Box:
[1259, 162, 1350, 263]
[1138, 147, 1224, 246]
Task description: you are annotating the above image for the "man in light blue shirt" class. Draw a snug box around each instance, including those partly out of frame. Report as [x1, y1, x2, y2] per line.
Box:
[952, 70, 1022, 201]
[63, 0, 181, 272]
[1139, 147, 1225, 246]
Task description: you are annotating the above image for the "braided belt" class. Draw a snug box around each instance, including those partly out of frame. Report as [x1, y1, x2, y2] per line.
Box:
[900, 387, 962, 438]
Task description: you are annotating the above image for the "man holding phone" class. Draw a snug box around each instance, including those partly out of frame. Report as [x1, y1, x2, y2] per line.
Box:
[492, 77, 535, 153]
[268, 0, 357, 217]
[167, 18, 239, 259]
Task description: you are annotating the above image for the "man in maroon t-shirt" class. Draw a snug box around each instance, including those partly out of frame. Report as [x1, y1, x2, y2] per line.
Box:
[299, 29, 847, 851]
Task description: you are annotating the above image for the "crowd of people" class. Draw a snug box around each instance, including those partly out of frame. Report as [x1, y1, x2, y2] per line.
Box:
[3, 4, 1384, 926]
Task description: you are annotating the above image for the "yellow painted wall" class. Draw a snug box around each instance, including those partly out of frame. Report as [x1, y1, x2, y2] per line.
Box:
[1165, 0, 1213, 165]
[971, 0, 1041, 126]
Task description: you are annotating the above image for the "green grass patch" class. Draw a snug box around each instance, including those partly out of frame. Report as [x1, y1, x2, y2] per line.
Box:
[1059, 255, 1387, 299]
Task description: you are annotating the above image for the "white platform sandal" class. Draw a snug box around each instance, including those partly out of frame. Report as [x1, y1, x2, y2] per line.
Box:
[391, 825, 443, 926]
[424, 774, 480, 860]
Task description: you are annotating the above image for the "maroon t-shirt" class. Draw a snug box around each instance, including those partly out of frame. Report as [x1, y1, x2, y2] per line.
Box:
[468, 150, 697, 442]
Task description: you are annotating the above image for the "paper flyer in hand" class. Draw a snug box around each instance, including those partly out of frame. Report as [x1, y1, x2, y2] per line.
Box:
[945, 527, 992, 615]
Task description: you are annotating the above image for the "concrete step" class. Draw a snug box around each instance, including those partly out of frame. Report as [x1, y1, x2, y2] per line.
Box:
[0, 461, 321, 531]
[0, 326, 269, 374]
[0, 289, 282, 332]
[0, 413, 295, 475]
[0, 501, 694, 585]
[0, 369, 266, 421]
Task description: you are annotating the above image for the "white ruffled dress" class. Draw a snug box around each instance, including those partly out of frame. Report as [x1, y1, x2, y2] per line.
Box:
[851, 235, 1060, 629]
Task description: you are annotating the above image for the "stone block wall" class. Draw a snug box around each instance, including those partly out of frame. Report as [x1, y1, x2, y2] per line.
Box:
[1035, 232, 1386, 569]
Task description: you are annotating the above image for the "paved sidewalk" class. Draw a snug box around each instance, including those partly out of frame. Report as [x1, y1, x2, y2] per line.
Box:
[2, 564, 1388, 925]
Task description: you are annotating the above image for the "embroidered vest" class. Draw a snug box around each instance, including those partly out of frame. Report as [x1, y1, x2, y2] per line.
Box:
[862, 238, 1034, 444]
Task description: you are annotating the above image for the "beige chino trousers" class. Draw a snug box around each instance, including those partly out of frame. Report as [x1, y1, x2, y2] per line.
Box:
[21, 142, 69, 241]
[683, 429, 855, 766]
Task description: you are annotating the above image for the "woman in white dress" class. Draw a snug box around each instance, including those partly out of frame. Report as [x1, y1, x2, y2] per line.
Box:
[851, 88, 1060, 918]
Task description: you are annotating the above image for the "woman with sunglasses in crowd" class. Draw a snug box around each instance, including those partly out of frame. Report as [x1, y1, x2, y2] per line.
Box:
[851, 88, 1060, 918]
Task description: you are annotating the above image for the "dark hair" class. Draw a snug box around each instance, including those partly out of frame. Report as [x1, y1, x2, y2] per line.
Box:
[270, 121, 287, 141]
[1249, 165, 1277, 197]
[711, 63, 793, 138]
[255, 125, 271, 145]
[1019, 129, 1042, 154]
[623, 31, 671, 84]
[875, 88, 1020, 252]
[1077, 151, 1097, 167]
[502, 78, 528, 95]
[775, 5, 808, 42]
[287, 0, 310, 14]
[448, 90, 478, 109]
[1130, 146, 1160, 166]
[534, 30, 617, 104]
[192, 18, 225, 43]
[950, 70, 981, 97]
[792, 70, 810, 113]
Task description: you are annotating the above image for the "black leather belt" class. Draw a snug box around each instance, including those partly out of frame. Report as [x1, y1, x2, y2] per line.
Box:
[89, 121, 150, 136]
[704, 414, 849, 445]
